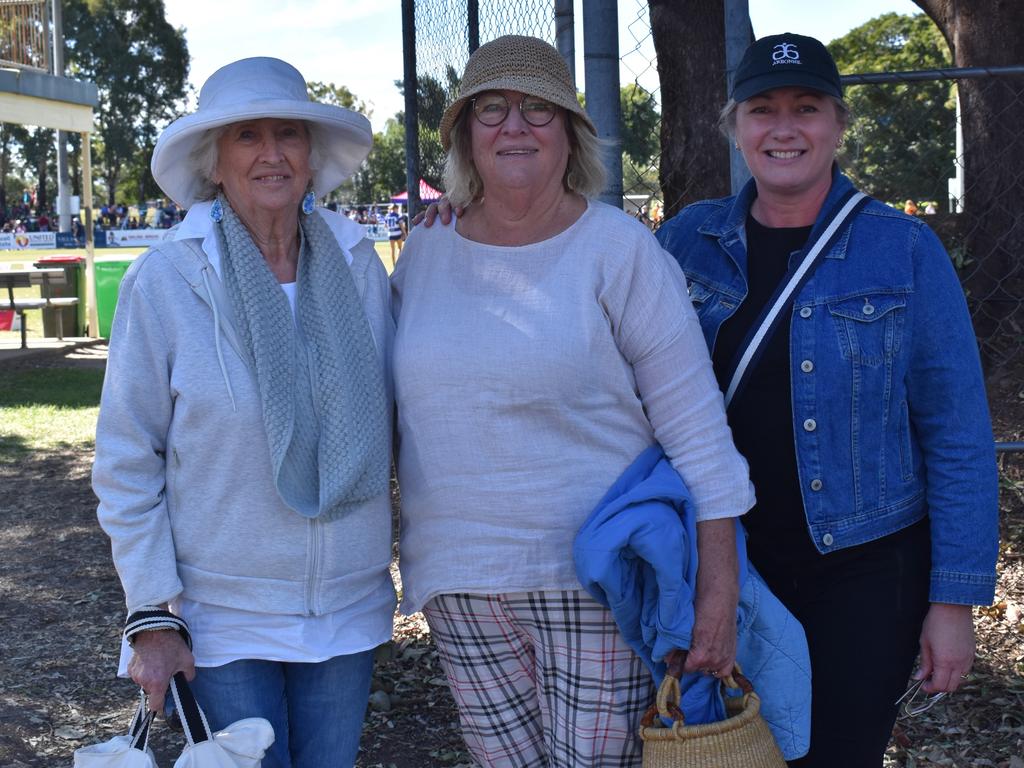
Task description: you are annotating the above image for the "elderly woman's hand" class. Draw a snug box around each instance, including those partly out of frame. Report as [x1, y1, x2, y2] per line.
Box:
[413, 198, 462, 228]
[128, 630, 196, 712]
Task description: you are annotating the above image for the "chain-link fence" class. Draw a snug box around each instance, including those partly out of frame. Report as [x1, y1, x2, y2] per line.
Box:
[409, 1, 1024, 375]
[413, 1, 554, 191]
[839, 67, 1024, 375]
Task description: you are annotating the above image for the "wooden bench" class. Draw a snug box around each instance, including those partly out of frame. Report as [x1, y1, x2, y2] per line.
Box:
[0, 268, 80, 349]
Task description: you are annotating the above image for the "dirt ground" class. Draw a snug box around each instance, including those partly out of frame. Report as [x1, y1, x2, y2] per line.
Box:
[0, 346, 1021, 767]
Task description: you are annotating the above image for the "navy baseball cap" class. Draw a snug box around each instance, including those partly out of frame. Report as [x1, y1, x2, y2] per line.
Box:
[731, 33, 842, 103]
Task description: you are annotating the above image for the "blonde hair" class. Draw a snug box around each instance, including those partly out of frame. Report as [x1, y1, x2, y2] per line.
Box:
[187, 121, 325, 202]
[717, 95, 850, 139]
[442, 108, 607, 208]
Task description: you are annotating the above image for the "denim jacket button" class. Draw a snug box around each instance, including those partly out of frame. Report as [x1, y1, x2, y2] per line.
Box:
[810, 479, 823, 491]
[822, 533, 834, 546]
[803, 418, 817, 432]
[801, 360, 814, 373]
[799, 306, 812, 319]
[862, 302, 875, 316]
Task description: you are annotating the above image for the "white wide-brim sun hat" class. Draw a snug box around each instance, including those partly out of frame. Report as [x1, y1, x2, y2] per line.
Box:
[151, 57, 373, 208]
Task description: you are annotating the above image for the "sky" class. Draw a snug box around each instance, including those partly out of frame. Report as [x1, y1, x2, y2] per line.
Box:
[163, 0, 923, 133]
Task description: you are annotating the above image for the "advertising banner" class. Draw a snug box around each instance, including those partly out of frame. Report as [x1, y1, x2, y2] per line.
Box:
[106, 229, 172, 247]
[0, 232, 56, 249]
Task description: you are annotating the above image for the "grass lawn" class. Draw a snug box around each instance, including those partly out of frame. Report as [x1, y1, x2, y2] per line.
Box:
[0, 367, 104, 463]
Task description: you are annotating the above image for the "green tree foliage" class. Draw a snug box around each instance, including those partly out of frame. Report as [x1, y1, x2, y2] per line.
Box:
[308, 81, 365, 113]
[17, 127, 56, 210]
[345, 115, 408, 205]
[1, 124, 55, 212]
[620, 83, 660, 168]
[1, 123, 20, 211]
[63, 0, 189, 204]
[619, 83, 662, 201]
[404, 65, 460, 128]
[397, 68, 459, 193]
[829, 13, 953, 205]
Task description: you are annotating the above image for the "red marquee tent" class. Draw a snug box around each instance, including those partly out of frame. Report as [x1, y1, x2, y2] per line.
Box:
[391, 179, 443, 203]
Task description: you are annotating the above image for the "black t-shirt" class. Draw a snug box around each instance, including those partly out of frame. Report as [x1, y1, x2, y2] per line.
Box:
[711, 215, 822, 567]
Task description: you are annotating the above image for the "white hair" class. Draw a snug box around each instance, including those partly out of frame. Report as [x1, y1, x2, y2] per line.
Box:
[188, 120, 326, 202]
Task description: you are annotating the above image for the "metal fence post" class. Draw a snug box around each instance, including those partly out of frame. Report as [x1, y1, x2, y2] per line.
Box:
[724, 0, 751, 195]
[52, 0, 72, 233]
[468, 0, 479, 54]
[555, 0, 575, 85]
[582, 0, 623, 208]
[401, 0, 420, 218]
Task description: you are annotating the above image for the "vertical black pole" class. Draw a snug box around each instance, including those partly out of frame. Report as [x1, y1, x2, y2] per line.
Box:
[468, 0, 479, 54]
[402, 0, 420, 217]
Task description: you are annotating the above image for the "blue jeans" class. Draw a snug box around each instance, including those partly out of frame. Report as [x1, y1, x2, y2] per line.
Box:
[186, 651, 374, 768]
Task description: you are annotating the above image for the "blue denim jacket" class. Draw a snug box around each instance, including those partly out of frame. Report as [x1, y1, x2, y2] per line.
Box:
[656, 169, 999, 605]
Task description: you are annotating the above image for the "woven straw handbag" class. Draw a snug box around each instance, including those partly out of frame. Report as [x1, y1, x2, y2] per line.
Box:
[639, 666, 786, 768]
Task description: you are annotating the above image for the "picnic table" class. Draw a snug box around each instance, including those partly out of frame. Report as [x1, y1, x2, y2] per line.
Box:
[0, 267, 80, 349]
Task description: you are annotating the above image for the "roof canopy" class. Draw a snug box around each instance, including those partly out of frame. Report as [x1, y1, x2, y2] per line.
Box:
[391, 179, 443, 203]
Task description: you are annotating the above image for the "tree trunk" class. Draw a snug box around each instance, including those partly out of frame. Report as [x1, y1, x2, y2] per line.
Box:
[104, 148, 119, 207]
[0, 126, 9, 214]
[36, 152, 48, 211]
[913, 0, 1024, 372]
[649, 0, 731, 218]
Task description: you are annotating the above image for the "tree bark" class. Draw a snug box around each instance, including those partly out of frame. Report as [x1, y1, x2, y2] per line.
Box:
[649, 0, 732, 218]
[913, 0, 1024, 372]
[35, 150, 48, 212]
[0, 126, 10, 214]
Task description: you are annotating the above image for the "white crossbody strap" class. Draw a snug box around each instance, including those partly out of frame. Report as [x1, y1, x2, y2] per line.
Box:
[724, 191, 868, 409]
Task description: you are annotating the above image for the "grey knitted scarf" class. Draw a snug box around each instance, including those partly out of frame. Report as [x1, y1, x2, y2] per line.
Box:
[214, 194, 388, 519]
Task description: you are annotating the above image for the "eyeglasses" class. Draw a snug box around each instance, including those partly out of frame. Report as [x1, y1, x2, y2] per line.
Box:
[895, 678, 947, 719]
[471, 92, 559, 127]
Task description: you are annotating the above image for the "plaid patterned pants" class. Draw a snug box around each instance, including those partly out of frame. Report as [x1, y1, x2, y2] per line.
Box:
[423, 591, 653, 767]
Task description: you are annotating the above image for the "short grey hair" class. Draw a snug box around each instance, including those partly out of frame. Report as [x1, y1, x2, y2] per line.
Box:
[442, 107, 608, 208]
[188, 120, 327, 202]
[717, 95, 850, 139]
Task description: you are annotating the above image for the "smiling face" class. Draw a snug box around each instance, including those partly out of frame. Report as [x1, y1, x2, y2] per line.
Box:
[735, 87, 845, 208]
[213, 118, 312, 221]
[469, 89, 571, 197]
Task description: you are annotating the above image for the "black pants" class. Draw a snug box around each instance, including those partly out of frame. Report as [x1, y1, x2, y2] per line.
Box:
[751, 519, 931, 768]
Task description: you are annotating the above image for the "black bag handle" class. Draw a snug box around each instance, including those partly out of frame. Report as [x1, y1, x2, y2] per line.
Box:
[127, 688, 156, 752]
[169, 672, 215, 747]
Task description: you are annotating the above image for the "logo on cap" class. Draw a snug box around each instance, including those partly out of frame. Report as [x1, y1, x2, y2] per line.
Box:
[772, 42, 800, 65]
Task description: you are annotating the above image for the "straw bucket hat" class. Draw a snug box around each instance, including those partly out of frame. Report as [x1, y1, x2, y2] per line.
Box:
[439, 35, 596, 151]
[151, 57, 373, 207]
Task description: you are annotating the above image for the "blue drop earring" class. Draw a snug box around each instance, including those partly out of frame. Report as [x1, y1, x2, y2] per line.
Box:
[209, 197, 224, 223]
[301, 190, 316, 215]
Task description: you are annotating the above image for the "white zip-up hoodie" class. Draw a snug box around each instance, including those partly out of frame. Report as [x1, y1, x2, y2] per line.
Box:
[93, 206, 395, 619]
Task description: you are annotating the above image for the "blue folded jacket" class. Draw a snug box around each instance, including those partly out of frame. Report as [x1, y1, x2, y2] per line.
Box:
[573, 444, 811, 759]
